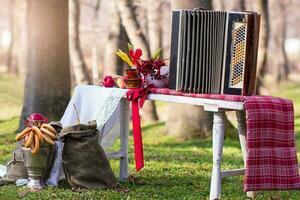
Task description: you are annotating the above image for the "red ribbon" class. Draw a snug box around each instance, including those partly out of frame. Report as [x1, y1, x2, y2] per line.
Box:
[126, 88, 148, 171]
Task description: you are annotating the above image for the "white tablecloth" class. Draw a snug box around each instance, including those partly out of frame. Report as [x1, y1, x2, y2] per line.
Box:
[60, 85, 127, 147]
[47, 85, 127, 186]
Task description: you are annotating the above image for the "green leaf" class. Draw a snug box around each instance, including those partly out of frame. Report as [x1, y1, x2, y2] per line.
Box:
[152, 48, 162, 59]
[127, 43, 134, 51]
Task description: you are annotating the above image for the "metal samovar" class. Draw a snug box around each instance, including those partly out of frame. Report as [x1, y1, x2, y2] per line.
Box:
[22, 143, 51, 189]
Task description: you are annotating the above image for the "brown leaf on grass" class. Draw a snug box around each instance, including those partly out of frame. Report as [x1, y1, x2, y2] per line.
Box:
[268, 196, 281, 200]
[18, 190, 28, 197]
[115, 186, 130, 193]
[114, 182, 130, 193]
[127, 175, 144, 185]
[29, 188, 42, 193]
[72, 187, 88, 192]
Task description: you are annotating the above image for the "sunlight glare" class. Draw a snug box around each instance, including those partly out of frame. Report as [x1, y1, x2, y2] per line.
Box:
[0, 30, 11, 48]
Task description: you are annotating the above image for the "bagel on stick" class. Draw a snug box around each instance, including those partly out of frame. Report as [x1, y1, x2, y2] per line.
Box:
[25, 131, 34, 148]
[32, 126, 44, 142]
[41, 127, 57, 140]
[41, 123, 57, 135]
[42, 134, 55, 145]
[15, 127, 31, 141]
[31, 134, 40, 154]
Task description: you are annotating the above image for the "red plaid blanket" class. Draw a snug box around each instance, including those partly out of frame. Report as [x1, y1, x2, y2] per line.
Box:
[149, 88, 300, 191]
[243, 96, 300, 191]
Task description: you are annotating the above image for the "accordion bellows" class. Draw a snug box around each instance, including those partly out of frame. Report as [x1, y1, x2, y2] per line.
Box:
[169, 10, 260, 95]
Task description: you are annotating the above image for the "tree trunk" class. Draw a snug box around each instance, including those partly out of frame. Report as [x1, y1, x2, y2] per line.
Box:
[282, 20, 289, 80]
[94, 0, 101, 19]
[240, 0, 246, 10]
[6, 0, 17, 74]
[116, 0, 159, 122]
[19, 0, 70, 130]
[213, 0, 225, 10]
[104, 1, 124, 75]
[69, 0, 91, 85]
[6, 0, 27, 75]
[254, 0, 269, 94]
[271, 0, 289, 83]
[116, 0, 151, 58]
[223, 0, 245, 11]
[167, 0, 213, 139]
[146, 0, 162, 56]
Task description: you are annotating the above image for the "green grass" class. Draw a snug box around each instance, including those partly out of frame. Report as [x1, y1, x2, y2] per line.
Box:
[0, 75, 300, 199]
[0, 75, 24, 121]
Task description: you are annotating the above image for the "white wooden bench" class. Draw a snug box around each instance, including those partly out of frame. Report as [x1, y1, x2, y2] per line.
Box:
[106, 88, 252, 200]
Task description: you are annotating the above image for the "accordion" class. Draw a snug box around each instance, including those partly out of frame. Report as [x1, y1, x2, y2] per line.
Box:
[169, 10, 260, 95]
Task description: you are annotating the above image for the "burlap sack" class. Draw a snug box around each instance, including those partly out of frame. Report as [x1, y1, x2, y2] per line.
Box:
[0, 144, 28, 186]
[59, 120, 117, 190]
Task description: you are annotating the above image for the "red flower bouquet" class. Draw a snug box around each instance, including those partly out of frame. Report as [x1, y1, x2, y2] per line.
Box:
[116, 44, 169, 88]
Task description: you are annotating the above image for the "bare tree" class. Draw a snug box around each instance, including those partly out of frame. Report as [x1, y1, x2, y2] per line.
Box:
[213, 0, 225, 10]
[19, 0, 70, 130]
[254, 0, 269, 94]
[146, 0, 162, 56]
[6, 0, 17, 74]
[6, 0, 27, 75]
[69, 0, 91, 85]
[167, 0, 213, 139]
[271, 0, 289, 83]
[116, 0, 151, 58]
[94, 0, 101, 19]
[104, 1, 128, 75]
[223, 0, 245, 10]
[116, 0, 159, 122]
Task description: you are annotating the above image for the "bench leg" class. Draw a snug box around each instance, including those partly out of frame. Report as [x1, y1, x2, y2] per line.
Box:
[236, 111, 256, 199]
[210, 112, 225, 200]
[119, 99, 130, 181]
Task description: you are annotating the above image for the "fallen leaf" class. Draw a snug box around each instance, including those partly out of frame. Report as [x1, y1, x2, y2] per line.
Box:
[29, 188, 42, 193]
[127, 175, 144, 185]
[18, 190, 27, 198]
[268, 196, 281, 200]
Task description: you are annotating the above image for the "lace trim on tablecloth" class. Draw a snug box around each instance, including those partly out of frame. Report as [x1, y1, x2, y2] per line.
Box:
[95, 90, 123, 128]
